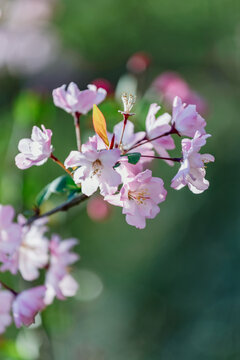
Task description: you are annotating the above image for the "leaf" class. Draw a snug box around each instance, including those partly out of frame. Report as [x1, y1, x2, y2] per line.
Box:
[113, 162, 121, 168]
[92, 104, 109, 147]
[121, 152, 141, 165]
[36, 175, 80, 207]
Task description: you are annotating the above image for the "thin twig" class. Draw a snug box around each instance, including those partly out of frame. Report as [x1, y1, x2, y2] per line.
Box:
[140, 155, 182, 162]
[0, 280, 17, 295]
[25, 193, 88, 226]
[125, 125, 180, 153]
[50, 154, 72, 177]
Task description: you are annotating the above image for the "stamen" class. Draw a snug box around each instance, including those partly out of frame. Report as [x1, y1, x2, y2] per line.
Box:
[118, 92, 136, 116]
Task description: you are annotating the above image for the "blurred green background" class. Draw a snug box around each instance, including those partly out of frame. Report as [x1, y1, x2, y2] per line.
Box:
[0, 0, 240, 359]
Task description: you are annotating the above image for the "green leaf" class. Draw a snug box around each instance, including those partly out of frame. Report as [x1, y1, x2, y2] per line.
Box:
[113, 162, 121, 168]
[121, 152, 141, 165]
[36, 175, 80, 207]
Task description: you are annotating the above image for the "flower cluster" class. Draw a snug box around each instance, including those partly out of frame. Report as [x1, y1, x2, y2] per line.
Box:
[15, 82, 214, 230]
[0, 80, 214, 334]
[0, 205, 79, 333]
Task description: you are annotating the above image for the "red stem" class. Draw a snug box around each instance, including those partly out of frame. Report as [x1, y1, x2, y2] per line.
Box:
[50, 153, 72, 176]
[119, 113, 129, 147]
[125, 125, 180, 153]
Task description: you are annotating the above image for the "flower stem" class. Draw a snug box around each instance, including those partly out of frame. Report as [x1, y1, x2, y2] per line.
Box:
[119, 113, 129, 148]
[73, 112, 82, 152]
[125, 125, 180, 153]
[50, 153, 72, 177]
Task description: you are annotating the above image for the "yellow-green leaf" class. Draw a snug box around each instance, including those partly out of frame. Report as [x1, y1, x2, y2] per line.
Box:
[92, 105, 109, 147]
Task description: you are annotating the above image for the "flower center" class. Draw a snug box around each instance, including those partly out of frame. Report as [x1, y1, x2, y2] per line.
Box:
[128, 189, 150, 204]
[91, 159, 103, 177]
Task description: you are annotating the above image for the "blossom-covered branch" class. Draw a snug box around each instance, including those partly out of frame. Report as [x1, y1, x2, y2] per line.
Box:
[0, 79, 214, 335]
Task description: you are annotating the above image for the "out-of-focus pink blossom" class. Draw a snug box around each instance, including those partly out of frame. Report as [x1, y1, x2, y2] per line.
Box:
[15, 125, 53, 170]
[87, 195, 111, 222]
[44, 235, 79, 305]
[1, 216, 49, 280]
[171, 96, 206, 138]
[152, 72, 207, 114]
[171, 131, 215, 194]
[52, 83, 107, 115]
[65, 136, 121, 196]
[146, 103, 175, 166]
[12, 286, 46, 328]
[0, 205, 22, 256]
[105, 170, 167, 229]
[0, 289, 14, 334]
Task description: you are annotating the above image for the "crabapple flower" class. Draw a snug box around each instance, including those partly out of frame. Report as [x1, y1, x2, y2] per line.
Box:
[171, 131, 215, 194]
[105, 170, 167, 229]
[152, 72, 207, 114]
[0, 289, 14, 334]
[1, 216, 49, 280]
[0, 205, 21, 256]
[65, 136, 121, 196]
[12, 286, 46, 328]
[171, 96, 206, 138]
[17, 217, 49, 281]
[52, 82, 107, 115]
[146, 103, 175, 166]
[15, 125, 53, 169]
[44, 235, 79, 305]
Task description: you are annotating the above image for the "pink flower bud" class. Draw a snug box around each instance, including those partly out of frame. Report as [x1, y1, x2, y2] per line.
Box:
[127, 52, 151, 74]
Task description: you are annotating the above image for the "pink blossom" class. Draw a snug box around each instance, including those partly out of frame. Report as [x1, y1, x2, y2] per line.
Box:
[12, 286, 46, 328]
[171, 131, 215, 194]
[1, 216, 49, 280]
[65, 136, 121, 196]
[146, 103, 175, 166]
[152, 72, 207, 114]
[0, 205, 22, 256]
[153, 72, 189, 98]
[105, 170, 167, 229]
[15, 125, 53, 170]
[171, 96, 206, 138]
[0, 289, 14, 334]
[52, 82, 107, 115]
[44, 235, 79, 305]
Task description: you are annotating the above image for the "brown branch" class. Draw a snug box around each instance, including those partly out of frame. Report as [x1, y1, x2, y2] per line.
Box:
[0, 280, 17, 295]
[25, 193, 88, 226]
